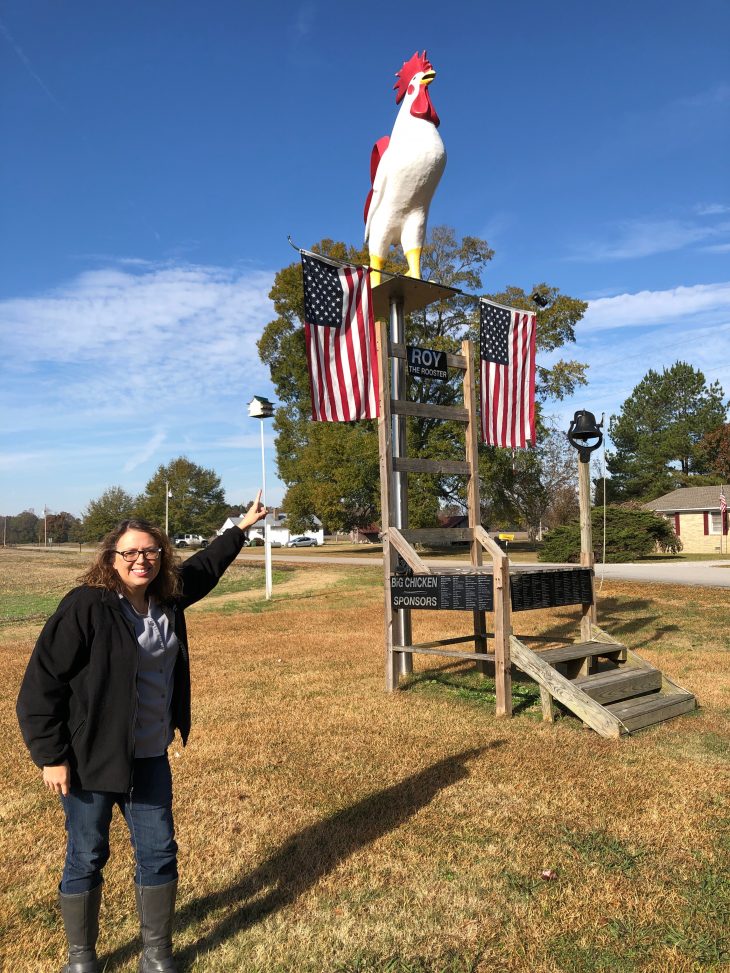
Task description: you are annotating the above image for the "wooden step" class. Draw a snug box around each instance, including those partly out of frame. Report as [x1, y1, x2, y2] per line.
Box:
[604, 690, 696, 732]
[538, 641, 627, 666]
[573, 667, 662, 705]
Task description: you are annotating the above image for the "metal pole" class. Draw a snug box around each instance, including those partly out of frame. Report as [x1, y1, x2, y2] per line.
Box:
[389, 294, 412, 674]
[165, 480, 169, 536]
[578, 455, 597, 649]
[44, 506, 48, 548]
[261, 420, 272, 600]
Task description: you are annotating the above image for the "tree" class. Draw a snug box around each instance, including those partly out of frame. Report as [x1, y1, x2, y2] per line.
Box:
[607, 362, 727, 501]
[4, 510, 39, 544]
[81, 487, 136, 542]
[539, 506, 681, 563]
[699, 423, 730, 481]
[258, 227, 588, 531]
[135, 456, 228, 537]
[46, 511, 80, 544]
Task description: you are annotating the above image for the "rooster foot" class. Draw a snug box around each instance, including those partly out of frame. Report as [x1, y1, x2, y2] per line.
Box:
[405, 247, 422, 280]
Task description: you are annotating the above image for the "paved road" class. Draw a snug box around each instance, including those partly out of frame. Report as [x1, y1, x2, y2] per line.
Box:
[236, 551, 730, 588]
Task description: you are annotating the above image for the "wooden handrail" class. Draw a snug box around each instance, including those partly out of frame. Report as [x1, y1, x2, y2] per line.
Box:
[474, 525, 509, 562]
[387, 528, 433, 574]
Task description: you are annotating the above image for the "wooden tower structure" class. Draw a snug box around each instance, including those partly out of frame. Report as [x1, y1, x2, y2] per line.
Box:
[373, 277, 697, 738]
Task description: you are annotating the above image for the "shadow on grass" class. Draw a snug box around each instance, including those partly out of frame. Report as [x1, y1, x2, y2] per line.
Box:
[100, 746, 499, 970]
[402, 663, 540, 716]
[511, 596, 680, 652]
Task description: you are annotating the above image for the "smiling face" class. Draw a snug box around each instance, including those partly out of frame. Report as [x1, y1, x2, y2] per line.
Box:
[112, 529, 162, 598]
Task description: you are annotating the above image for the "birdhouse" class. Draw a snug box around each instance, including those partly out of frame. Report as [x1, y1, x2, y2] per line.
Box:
[247, 395, 275, 419]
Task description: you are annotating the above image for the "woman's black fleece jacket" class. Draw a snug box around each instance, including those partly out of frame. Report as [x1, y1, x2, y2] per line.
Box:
[16, 526, 248, 793]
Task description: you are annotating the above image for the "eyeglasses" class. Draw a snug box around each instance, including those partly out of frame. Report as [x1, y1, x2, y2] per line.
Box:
[114, 547, 162, 562]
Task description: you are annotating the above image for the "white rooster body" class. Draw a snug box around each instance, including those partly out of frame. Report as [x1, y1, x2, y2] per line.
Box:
[364, 52, 446, 284]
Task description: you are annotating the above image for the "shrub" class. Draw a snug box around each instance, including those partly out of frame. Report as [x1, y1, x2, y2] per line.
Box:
[538, 506, 682, 563]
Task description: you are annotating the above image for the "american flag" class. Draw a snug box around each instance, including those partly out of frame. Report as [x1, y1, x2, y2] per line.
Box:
[479, 299, 536, 448]
[721, 489, 727, 521]
[301, 252, 380, 422]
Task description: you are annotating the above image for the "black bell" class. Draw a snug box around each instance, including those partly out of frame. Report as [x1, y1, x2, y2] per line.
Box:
[567, 409, 603, 462]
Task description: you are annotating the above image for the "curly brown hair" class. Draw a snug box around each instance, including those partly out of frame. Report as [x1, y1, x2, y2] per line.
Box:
[79, 519, 182, 602]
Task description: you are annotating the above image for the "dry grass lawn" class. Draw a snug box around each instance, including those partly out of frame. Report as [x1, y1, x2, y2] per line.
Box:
[1, 547, 728, 972]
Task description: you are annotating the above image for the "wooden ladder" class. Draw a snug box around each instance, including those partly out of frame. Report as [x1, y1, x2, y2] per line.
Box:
[375, 318, 514, 717]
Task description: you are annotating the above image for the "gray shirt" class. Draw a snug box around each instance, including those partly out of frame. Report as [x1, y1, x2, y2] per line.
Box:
[119, 595, 180, 759]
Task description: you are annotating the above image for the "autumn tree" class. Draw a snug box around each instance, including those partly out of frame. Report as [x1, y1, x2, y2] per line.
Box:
[258, 227, 588, 532]
[43, 511, 80, 544]
[607, 362, 727, 501]
[135, 456, 227, 538]
[81, 487, 136, 542]
[699, 423, 730, 481]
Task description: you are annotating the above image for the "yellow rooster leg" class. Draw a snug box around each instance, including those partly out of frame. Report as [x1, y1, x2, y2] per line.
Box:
[369, 253, 385, 288]
[405, 247, 422, 279]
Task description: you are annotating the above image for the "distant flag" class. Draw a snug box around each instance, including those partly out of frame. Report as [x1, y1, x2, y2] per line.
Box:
[720, 489, 727, 523]
[301, 252, 380, 422]
[479, 298, 536, 448]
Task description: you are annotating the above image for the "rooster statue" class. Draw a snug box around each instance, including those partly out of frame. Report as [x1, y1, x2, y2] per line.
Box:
[364, 51, 446, 286]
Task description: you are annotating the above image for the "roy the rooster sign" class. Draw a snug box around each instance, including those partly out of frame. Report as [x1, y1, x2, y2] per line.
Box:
[364, 51, 446, 286]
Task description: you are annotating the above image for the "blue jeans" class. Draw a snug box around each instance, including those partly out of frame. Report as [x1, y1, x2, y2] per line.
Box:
[60, 754, 178, 894]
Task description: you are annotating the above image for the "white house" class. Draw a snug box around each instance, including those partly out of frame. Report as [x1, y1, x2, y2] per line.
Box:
[218, 511, 324, 546]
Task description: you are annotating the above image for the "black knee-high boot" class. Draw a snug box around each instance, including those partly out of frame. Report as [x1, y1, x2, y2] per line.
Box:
[135, 879, 178, 972]
[58, 883, 102, 973]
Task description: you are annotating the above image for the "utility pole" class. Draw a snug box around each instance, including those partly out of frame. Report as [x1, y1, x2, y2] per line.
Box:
[165, 480, 172, 536]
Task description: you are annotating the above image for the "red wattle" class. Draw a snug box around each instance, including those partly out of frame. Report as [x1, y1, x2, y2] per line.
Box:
[410, 86, 440, 127]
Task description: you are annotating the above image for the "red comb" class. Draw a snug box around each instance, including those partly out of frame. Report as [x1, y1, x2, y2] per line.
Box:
[393, 51, 434, 104]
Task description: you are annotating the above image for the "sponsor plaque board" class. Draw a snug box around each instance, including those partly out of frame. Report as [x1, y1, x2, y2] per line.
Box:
[390, 574, 494, 611]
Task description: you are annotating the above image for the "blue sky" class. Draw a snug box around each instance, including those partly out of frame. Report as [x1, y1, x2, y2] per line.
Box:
[1, 0, 729, 518]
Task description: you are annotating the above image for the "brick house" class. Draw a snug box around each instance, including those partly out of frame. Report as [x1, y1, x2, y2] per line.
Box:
[645, 485, 728, 553]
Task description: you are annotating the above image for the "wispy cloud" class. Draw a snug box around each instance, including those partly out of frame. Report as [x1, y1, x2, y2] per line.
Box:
[0, 450, 47, 472]
[570, 217, 730, 261]
[542, 279, 730, 435]
[123, 429, 167, 473]
[0, 262, 275, 424]
[0, 261, 283, 512]
[582, 281, 730, 332]
[695, 203, 730, 217]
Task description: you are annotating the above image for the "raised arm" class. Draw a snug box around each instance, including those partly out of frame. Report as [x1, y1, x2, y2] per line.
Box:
[178, 490, 267, 609]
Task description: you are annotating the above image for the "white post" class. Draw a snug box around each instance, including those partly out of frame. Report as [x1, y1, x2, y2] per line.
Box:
[261, 420, 272, 600]
[165, 480, 170, 536]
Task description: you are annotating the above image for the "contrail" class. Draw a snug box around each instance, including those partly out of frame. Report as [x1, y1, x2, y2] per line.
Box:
[0, 17, 63, 108]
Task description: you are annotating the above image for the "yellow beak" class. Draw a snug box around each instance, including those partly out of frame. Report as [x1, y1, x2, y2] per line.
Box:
[421, 70, 436, 86]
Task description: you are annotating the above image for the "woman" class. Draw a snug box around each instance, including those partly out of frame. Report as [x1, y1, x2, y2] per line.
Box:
[17, 494, 266, 973]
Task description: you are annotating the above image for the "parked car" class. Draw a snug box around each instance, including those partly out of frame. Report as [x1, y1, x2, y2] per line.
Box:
[286, 535, 319, 547]
[173, 533, 208, 548]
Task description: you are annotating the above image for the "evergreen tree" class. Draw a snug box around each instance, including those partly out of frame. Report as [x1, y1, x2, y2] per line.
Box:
[607, 362, 727, 500]
[136, 456, 227, 538]
[81, 487, 136, 542]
